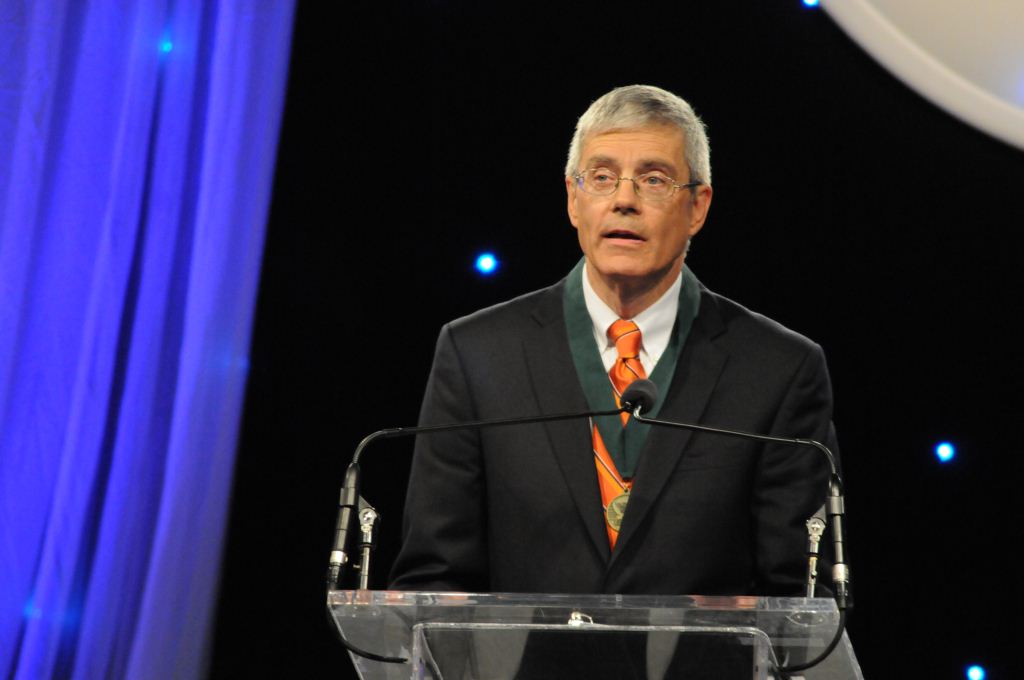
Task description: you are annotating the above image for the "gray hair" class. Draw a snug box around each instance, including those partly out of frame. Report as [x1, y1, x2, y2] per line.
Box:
[565, 84, 711, 187]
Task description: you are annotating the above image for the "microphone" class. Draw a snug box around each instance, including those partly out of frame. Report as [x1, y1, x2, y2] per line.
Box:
[805, 504, 827, 598]
[620, 379, 657, 415]
[326, 401, 632, 590]
[327, 464, 361, 590]
[623, 379, 850, 610]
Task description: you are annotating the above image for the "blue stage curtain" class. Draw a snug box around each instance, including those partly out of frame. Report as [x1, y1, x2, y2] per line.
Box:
[0, 2, 294, 677]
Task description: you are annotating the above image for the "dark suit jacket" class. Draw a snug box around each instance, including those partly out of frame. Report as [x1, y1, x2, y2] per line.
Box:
[389, 275, 838, 596]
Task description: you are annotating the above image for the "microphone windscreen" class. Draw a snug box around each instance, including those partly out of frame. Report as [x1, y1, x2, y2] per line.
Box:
[621, 379, 658, 414]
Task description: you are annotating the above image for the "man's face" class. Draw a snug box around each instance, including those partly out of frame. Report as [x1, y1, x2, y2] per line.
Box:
[566, 125, 712, 295]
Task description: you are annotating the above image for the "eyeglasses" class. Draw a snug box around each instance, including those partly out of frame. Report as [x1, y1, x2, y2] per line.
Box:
[573, 168, 702, 201]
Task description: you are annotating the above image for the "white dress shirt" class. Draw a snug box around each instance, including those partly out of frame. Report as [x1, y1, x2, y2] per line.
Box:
[580, 262, 682, 375]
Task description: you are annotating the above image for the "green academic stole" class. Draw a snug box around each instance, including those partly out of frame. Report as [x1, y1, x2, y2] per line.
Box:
[563, 259, 701, 478]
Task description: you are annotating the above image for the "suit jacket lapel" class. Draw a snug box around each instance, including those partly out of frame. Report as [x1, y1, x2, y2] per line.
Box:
[609, 288, 728, 565]
[523, 281, 611, 562]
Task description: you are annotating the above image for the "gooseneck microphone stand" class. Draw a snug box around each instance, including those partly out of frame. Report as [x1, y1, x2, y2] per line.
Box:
[622, 380, 851, 677]
[327, 403, 633, 591]
[325, 401, 633, 665]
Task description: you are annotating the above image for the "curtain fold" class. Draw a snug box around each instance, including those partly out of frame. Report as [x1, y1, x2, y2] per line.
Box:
[0, 2, 295, 677]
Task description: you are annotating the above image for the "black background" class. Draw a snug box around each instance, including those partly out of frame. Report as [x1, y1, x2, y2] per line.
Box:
[210, 2, 1024, 678]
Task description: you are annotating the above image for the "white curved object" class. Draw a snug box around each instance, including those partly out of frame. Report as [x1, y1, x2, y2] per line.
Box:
[824, 0, 1024, 150]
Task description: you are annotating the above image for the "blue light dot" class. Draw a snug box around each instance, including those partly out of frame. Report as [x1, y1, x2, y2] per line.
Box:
[967, 665, 986, 680]
[935, 442, 956, 463]
[160, 40, 174, 53]
[803, 0, 820, 6]
[475, 253, 498, 275]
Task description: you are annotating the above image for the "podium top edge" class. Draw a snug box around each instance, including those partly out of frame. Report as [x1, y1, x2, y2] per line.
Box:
[327, 590, 838, 613]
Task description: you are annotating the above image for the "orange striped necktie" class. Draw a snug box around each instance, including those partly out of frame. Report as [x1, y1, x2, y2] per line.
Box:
[593, 319, 647, 549]
[608, 319, 646, 425]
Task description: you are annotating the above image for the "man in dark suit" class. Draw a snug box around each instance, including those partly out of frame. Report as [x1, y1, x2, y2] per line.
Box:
[389, 85, 837, 596]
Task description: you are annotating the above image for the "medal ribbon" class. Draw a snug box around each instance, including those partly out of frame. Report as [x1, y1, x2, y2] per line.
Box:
[593, 421, 632, 548]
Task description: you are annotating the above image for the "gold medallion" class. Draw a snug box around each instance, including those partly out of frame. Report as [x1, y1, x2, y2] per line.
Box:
[606, 491, 629, 531]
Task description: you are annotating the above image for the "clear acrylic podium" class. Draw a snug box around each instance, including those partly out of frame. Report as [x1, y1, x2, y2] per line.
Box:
[327, 590, 863, 679]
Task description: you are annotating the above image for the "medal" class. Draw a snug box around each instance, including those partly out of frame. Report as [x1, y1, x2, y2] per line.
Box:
[606, 490, 629, 531]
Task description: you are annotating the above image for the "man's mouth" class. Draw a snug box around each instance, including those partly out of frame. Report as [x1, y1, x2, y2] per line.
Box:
[603, 229, 645, 241]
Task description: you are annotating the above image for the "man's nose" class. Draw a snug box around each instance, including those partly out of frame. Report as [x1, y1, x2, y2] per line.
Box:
[612, 178, 640, 212]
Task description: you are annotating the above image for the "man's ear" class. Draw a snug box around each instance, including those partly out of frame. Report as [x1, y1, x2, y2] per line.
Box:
[687, 183, 713, 237]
